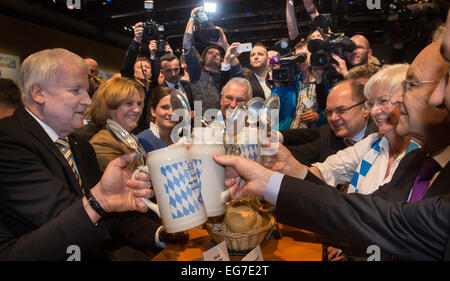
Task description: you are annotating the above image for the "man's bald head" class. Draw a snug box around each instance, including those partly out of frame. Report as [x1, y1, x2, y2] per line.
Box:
[84, 58, 99, 75]
[346, 35, 372, 67]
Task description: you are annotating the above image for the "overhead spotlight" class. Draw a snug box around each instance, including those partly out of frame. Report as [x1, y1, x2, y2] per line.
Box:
[204, 2, 217, 13]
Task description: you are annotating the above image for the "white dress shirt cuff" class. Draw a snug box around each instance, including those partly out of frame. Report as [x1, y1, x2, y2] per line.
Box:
[298, 167, 308, 180]
[276, 131, 284, 144]
[221, 62, 231, 71]
[264, 172, 284, 205]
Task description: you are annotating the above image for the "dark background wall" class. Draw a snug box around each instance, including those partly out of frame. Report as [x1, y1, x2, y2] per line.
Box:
[0, 14, 127, 73]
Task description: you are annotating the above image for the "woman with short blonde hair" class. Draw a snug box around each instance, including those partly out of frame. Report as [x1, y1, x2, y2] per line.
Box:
[89, 77, 145, 172]
[89, 77, 144, 128]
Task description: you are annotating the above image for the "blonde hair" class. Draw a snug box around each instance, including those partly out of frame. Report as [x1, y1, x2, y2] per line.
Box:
[89, 77, 145, 127]
[19, 48, 88, 104]
[364, 63, 409, 99]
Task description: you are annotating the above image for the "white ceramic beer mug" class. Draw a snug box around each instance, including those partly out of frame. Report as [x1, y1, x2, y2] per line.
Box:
[189, 143, 229, 217]
[236, 127, 261, 162]
[146, 144, 207, 233]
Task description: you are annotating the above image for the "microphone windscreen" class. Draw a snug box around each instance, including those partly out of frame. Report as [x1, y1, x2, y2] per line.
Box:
[313, 15, 329, 29]
[307, 39, 324, 53]
[269, 56, 280, 65]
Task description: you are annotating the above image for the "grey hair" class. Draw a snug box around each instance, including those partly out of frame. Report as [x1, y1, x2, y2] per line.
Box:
[221, 77, 253, 100]
[364, 63, 409, 99]
[19, 48, 89, 104]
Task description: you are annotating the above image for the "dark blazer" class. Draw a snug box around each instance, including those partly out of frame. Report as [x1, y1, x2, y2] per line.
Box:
[275, 147, 450, 260]
[161, 79, 194, 111]
[243, 68, 269, 100]
[281, 127, 321, 146]
[0, 106, 160, 260]
[286, 120, 378, 166]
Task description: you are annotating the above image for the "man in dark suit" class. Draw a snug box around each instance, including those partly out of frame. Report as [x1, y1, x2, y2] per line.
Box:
[283, 79, 377, 166]
[159, 53, 194, 111]
[0, 48, 162, 260]
[242, 43, 271, 100]
[214, 35, 450, 260]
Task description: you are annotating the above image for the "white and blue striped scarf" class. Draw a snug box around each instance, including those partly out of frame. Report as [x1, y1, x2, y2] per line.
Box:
[348, 137, 419, 193]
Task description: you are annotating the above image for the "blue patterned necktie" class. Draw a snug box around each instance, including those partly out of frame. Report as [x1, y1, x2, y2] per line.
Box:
[55, 137, 82, 187]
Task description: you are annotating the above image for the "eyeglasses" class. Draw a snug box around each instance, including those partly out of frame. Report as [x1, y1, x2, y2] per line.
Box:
[324, 100, 365, 117]
[223, 95, 247, 104]
[364, 95, 391, 110]
[401, 80, 436, 96]
[88, 74, 102, 84]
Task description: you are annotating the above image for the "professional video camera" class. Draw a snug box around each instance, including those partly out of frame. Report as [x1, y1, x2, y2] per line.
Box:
[192, 10, 220, 43]
[306, 14, 355, 70]
[385, 0, 441, 43]
[142, 20, 167, 57]
[307, 35, 356, 69]
[271, 52, 307, 85]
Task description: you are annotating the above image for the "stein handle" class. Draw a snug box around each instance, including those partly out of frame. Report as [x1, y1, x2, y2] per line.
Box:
[220, 189, 230, 204]
[132, 165, 161, 218]
[234, 176, 247, 196]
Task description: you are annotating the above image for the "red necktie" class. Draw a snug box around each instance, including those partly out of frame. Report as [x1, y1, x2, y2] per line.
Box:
[344, 139, 356, 147]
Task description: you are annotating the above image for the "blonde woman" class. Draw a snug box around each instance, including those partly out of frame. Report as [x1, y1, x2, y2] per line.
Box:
[89, 77, 145, 172]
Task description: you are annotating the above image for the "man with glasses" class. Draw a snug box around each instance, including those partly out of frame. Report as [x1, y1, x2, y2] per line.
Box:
[285, 79, 377, 166]
[217, 78, 252, 123]
[213, 19, 450, 260]
[84, 58, 101, 98]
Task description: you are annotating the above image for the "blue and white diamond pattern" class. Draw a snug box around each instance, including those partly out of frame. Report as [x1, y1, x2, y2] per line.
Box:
[349, 138, 382, 193]
[239, 144, 258, 161]
[160, 160, 204, 219]
[192, 159, 202, 192]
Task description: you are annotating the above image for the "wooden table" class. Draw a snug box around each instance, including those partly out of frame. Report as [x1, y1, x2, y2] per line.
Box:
[152, 224, 323, 261]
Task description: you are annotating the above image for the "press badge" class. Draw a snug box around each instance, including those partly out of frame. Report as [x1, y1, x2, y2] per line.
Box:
[301, 96, 314, 109]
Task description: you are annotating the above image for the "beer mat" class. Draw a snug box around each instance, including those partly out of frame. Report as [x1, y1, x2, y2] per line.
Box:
[209, 240, 252, 256]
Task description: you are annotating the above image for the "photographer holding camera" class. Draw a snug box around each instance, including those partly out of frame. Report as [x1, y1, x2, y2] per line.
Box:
[183, 6, 243, 114]
[120, 21, 173, 134]
[271, 38, 326, 130]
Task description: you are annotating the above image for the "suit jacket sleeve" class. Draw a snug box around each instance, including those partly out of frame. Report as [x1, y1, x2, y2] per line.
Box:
[281, 127, 320, 146]
[120, 40, 141, 79]
[182, 33, 202, 83]
[275, 175, 450, 260]
[0, 200, 110, 260]
[287, 137, 322, 167]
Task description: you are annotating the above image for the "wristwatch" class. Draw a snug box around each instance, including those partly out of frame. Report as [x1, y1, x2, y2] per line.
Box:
[85, 188, 108, 218]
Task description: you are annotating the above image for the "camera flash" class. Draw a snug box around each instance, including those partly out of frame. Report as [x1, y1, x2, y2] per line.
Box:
[204, 2, 217, 13]
[144, 0, 154, 11]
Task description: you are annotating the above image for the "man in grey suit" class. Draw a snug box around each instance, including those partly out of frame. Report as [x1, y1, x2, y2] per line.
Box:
[213, 20, 450, 260]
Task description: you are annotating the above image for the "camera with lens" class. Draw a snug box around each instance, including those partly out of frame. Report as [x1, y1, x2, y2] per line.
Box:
[142, 20, 167, 56]
[193, 11, 220, 43]
[307, 34, 356, 69]
[306, 14, 355, 72]
[271, 52, 307, 85]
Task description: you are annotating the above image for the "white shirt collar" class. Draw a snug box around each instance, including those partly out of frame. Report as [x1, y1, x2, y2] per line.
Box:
[254, 72, 266, 82]
[433, 145, 450, 169]
[352, 123, 368, 142]
[149, 122, 160, 138]
[25, 107, 60, 142]
[165, 80, 180, 88]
